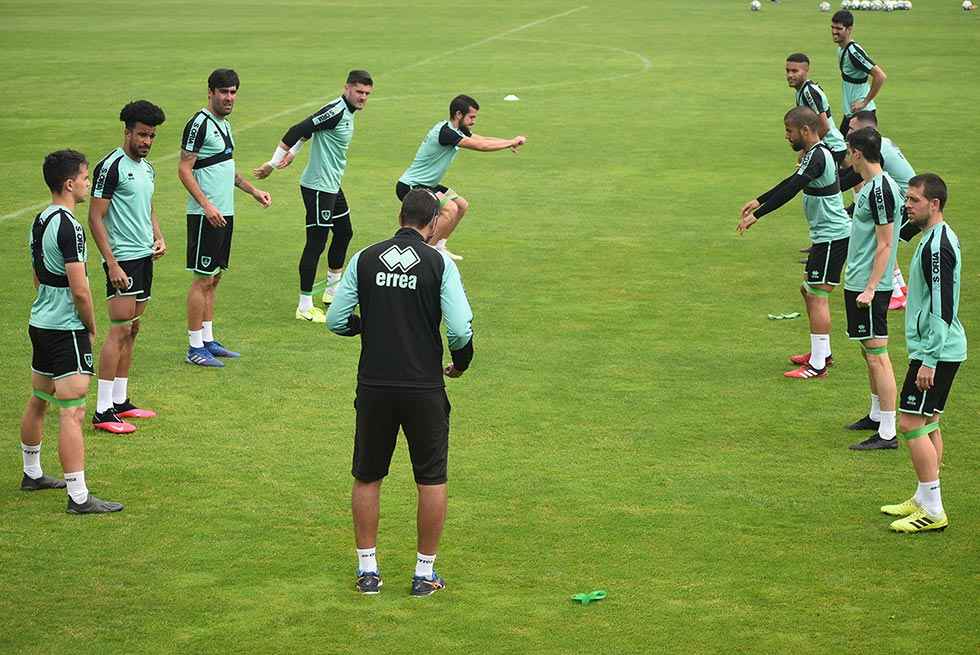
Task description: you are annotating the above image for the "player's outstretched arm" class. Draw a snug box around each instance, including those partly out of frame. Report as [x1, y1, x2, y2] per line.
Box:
[254, 139, 307, 179]
[459, 134, 527, 153]
[235, 172, 271, 208]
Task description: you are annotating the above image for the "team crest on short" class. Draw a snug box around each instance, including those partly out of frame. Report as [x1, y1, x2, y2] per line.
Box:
[320, 209, 332, 223]
[127, 276, 134, 290]
[857, 323, 867, 332]
[380, 246, 420, 273]
[84, 354, 94, 367]
[201, 256, 212, 267]
[809, 270, 820, 279]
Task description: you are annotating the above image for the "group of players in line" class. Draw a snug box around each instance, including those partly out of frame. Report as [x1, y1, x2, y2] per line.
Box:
[736, 10, 966, 533]
[19, 68, 526, 514]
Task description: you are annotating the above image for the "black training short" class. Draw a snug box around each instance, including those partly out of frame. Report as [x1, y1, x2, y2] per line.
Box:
[301, 185, 349, 228]
[395, 181, 449, 201]
[351, 385, 451, 485]
[104, 255, 153, 301]
[899, 360, 961, 416]
[29, 326, 94, 379]
[804, 237, 848, 286]
[187, 214, 234, 275]
[844, 288, 891, 340]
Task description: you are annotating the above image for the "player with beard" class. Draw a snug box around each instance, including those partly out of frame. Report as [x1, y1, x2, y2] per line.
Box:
[88, 101, 166, 433]
[179, 69, 271, 367]
[395, 94, 527, 261]
[254, 70, 374, 323]
[738, 107, 851, 379]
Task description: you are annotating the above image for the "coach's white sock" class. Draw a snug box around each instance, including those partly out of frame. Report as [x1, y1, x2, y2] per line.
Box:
[298, 294, 313, 312]
[356, 547, 378, 574]
[869, 394, 881, 421]
[916, 480, 943, 517]
[878, 411, 897, 440]
[112, 377, 128, 405]
[97, 379, 115, 413]
[21, 442, 42, 479]
[415, 552, 436, 579]
[188, 329, 204, 349]
[65, 470, 88, 504]
[809, 334, 830, 369]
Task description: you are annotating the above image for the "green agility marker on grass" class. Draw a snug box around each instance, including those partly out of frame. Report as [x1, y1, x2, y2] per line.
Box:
[571, 590, 607, 605]
[767, 312, 801, 320]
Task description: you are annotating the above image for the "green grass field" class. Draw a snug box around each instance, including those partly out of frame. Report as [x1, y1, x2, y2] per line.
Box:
[1, 1, 978, 653]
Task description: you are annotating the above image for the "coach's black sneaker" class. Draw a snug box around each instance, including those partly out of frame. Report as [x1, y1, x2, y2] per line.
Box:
[66, 494, 124, 514]
[20, 473, 66, 491]
[411, 572, 446, 597]
[845, 414, 880, 431]
[848, 433, 899, 451]
[355, 571, 382, 595]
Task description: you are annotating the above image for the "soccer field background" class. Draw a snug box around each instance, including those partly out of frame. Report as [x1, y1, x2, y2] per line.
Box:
[1, 1, 978, 653]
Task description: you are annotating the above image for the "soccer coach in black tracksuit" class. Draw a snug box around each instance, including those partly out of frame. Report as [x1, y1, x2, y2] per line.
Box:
[326, 188, 473, 596]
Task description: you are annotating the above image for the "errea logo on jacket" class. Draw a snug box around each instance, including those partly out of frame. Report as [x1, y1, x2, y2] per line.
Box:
[377, 246, 420, 289]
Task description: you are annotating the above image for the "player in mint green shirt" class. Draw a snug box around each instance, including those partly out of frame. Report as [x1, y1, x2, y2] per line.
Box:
[88, 101, 166, 433]
[254, 70, 374, 324]
[19, 149, 123, 514]
[839, 110, 917, 312]
[831, 10, 887, 136]
[737, 107, 850, 380]
[178, 69, 271, 367]
[882, 173, 966, 533]
[841, 127, 902, 452]
[395, 94, 527, 262]
[785, 53, 847, 164]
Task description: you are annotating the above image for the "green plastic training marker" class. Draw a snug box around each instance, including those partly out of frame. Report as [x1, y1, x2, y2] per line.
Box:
[571, 590, 607, 605]
[767, 312, 801, 320]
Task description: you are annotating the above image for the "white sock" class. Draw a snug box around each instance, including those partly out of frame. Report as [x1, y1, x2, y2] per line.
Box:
[893, 267, 906, 290]
[188, 329, 204, 349]
[298, 294, 313, 312]
[809, 334, 830, 369]
[327, 270, 341, 287]
[97, 379, 115, 413]
[356, 547, 378, 574]
[65, 470, 88, 504]
[869, 394, 881, 421]
[916, 480, 943, 516]
[112, 377, 128, 405]
[415, 552, 436, 579]
[878, 411, 897, 439]
[22, 442, 42, 479]
[202, 320, 214, 342]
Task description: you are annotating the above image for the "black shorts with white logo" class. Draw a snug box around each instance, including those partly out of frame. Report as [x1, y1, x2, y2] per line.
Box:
[29, 326, 95, 379]
[104, 255, 153, 301]
[186, 214, 234, 275]
[844, 289, 891, 340]
[395, 181, 449, 201]
[301, 185, 349, 228]
[899, 360, 961, 416]
[351, 385, 450, 485]
[805, 237, 848, 286]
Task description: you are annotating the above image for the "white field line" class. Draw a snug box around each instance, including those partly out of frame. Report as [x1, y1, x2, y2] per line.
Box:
[1, 7, 605, 223]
